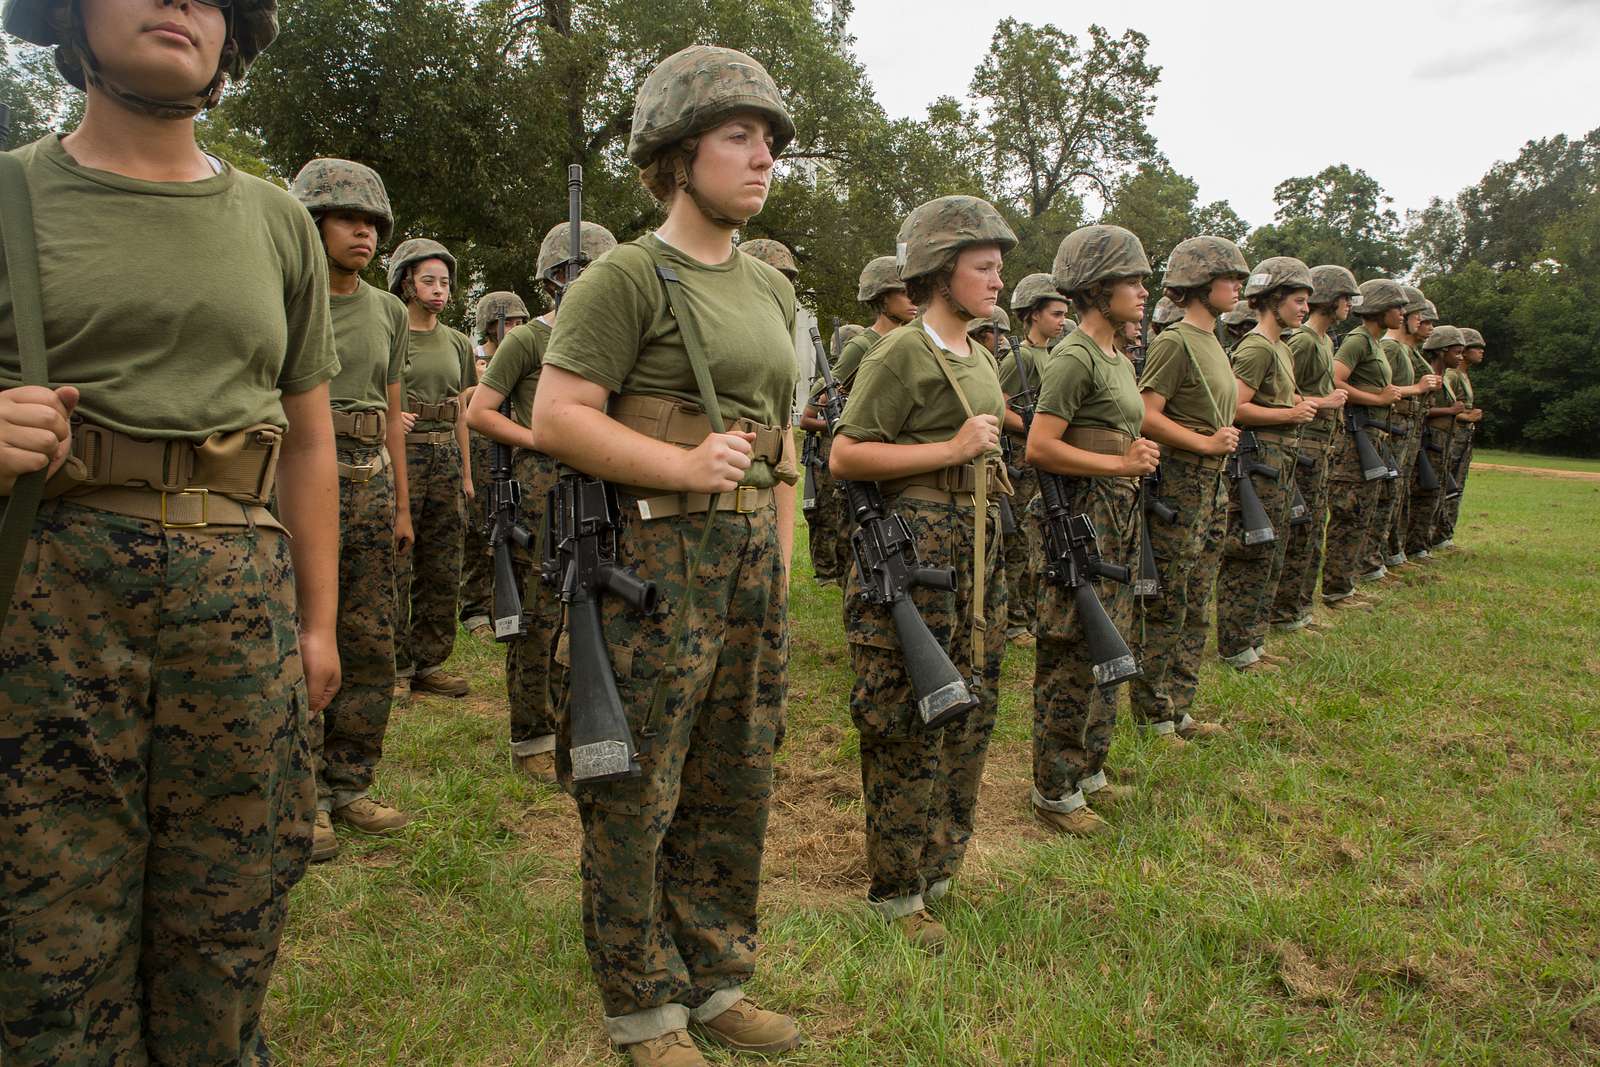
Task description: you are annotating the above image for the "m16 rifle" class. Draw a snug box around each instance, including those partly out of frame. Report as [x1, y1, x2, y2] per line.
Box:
[486, 308, 532, 640]
[1227, 429, 1279, 546]
[1345, 406, 1396, 482]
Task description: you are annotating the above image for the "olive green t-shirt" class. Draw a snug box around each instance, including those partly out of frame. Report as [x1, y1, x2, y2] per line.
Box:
[1380, 337, 1417, 388]
[836, 319, 1005, 456]
[544, 235, 798, 488]
[1231, 333, 1297, 408]
[1335, 329, 1393, 406]
[1137, 322, 1238, 434]
[998, 341, 1050, 398]
[480, 318, 551, 428]
[328, 280, 407, 413]
[1408, 349, 1433, 386]
[1285, 326, 1335, 398]
[1034, 329, 1143, 438]
[403, 323, 476, 431]
[0, 135, 338, 441]
[1446, 367, 1475, 408]
[835, 326, 887, 390]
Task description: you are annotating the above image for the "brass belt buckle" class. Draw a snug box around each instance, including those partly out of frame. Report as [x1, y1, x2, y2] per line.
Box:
[160, 487, 209, 528]
[734, 485, 759, 513]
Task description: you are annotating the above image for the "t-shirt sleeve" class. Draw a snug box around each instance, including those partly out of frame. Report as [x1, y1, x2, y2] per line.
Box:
[1035, 346, 1093, 424]
[457, 331, 478, 389]
[1231, 338, 1273, 392]
[543, 251, 655, 392]
[1137, 331, 1188, 401]
[1286, 331, 1315, 382]
[385, 295, 407, 385]
[835, 350, 911, 443]
[998, 351, 1020, 395]
[480, 331, 531, 397]
[277, 206, 340, 394]
[1334, 333, 1363, 371]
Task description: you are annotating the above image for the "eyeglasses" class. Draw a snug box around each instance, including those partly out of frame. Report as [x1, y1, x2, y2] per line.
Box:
[193, 0, 232, 9]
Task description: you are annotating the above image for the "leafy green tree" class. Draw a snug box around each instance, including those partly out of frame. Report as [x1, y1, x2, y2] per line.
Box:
[0, 37, 78, 147]
[1102, 162, 1248, 276]
[1245, 164, 1409, 277]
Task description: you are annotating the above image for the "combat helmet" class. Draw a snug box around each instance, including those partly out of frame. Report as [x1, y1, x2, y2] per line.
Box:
[1308, 265, 1360, 307]
[1162, 236, 1249, 290]
[831, 323, 866, 351]
[1010, 273, 1066, 312]
[6, 0, 278, 116]
[475, 291, 530, 340]
[741, 238, 798, 280]
[1220, 300, 1258, 327]
[1422, 325, 1464, 351]
[1421, 300, 1441, 323]
[1052, 225, 1151, 295]
[1398, 285, 1429, 317]
[1244, 257, 1314, 298]
[628, 45, 794, 167]
[968, 307, 1010, 337]
[290, 158, 394, 243]
[896, 195, 1017, 282]
[857, 256, 904, 303]
[387, 238, 457, 298]
[1351, 278, 1407, 317]
[1151, 296, 1183, 326]
[1459, 327, 1485, 348]
[537, 221, 618, 283]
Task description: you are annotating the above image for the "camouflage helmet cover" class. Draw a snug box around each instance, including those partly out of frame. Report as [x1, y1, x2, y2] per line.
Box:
[1421, 325, 1464, 351]
[740, 238, 798, 279]
[1220, 299, 1258, 326]
[1151, 295, 1183, 325]
[1052, 224, 1152, 295]
[1399, 284, 1429, 316]
[1458, 327, 1485, 348]
[831, 323, 866, 350]
[896, 195, 1018, 282]
[1351, 278, 1407, 317]
[474, 291, 530, 339]
[627, 45, 795, 167]
[968, 307, 1010, 337]
[4, 0, 279, 85]
[1421, 299, 1441, 323]
[1161, 235, 1250, 289]
[1243, 256, 1314, 298]
[857, 255, 905, 303]
[1308, 264, 1360, 306]
[537, 221, 618, 282]
[386, 238, 457, 297]
[290, 158, 394, 243]
[1009, 272, 1066, 312]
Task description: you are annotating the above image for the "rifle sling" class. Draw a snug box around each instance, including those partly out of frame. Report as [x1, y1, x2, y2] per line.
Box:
[0, 151, 50, 629]
[926, 338, 991, 668]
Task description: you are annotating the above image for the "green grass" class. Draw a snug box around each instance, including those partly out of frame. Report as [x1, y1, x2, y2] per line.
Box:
[268, 471, 1600, 1065]
[1474, 449, 1600, 474]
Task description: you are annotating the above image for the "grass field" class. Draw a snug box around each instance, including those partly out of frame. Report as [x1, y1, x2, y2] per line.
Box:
[267, 469, 1600, 1065]
[1473, 449, 1600, 475]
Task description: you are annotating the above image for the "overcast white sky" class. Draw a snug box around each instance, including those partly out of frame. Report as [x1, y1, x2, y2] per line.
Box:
[846, 0, 1600, 229]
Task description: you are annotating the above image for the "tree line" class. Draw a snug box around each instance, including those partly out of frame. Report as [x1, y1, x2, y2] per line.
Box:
[2, 2, 1594, 454]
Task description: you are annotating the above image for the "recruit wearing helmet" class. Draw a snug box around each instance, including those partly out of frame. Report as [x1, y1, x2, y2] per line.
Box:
[5, 0, 278, 118]
[1421, 325, 1464, 351]
[627, 45, 794, 226]
[388, 238, 457, 299]
[831, 323, 866, 351]
[1308, 265, 1360, 307]
[1351, 278, 1407, 318]
[290, 158, 395, 244]
[475, 291, 530, 340]
[1009, 273, 1066, 313]
[896, 195, 1017, 283]
[968, 307, 1010, 337]
[741, 239, 798, 280]
[1052, 224, 1151, 297]
[1458, 327, 1485, 348]
[1220, 300, 1258, 327]
[1162, 236, 1250, 291]
[537, 221, 618, 283]
[1243, 256, 1314, 299]
[1151, 296, 1184, 326]
[1399, 285, 1429, 316]
[857, 256, 905, 304]
[1421, 300, 1441, 324]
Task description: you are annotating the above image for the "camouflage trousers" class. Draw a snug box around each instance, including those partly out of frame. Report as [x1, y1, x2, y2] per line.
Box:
[1129, 451, 1227, 730]
[558, 502, 787, 1045]
[506, 449, 562, 755]
[1407, 424, 1454, 556]
[1216, 436, 1295, 662]
[0, 500, 313, 1066]
[315, 443, 398, 811]
[1002, 461, 1039, 633]
[1321, 423, 1388, 600]
[1437, 430, 1474, 542]
[1272, 422, 1338, 627]
[1371, 413, 1421, 567]
[1033, 476, 1139, 808]
[804, 433, 850, 586]
[847, 497, 1005, 915]
[459, 431, 496, 630]
[395, 436, 465, 678]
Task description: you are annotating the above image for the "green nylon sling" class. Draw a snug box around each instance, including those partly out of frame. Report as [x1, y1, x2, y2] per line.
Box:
[0, 150, 49, 629]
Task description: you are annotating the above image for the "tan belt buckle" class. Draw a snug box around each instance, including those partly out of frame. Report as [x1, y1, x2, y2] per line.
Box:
[161, 487, 210, 528]
[734, 485, 759, 513]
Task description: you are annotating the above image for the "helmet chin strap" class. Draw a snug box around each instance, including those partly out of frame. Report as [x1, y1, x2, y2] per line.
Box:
[60, 0, 231, 120]
[935, 276, 976, 322]
[672, 155, 750, 229]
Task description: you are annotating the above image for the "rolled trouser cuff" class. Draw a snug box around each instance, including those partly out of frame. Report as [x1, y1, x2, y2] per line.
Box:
[331, 788, 367, 811]
[414, 663, 444, 679]
[1143, 719, 1179, 736]
[1077, 769, 1109, 796]
[1032, 786, 1087, 814]
[605, 1003, 691, 1046]
[689, 986, 745, 1024]
[1322, 590, 1356, 603]
[1176, 713, 1197, 734]
[1385, 552, 1407, 567]
[512, 733, 557, 757]
[1222, 646, 1259, 668]
[461, 613, 490, 631]
[1274, 615, 1311, 632]
[924, 878, 952, 903]
[1358, 567, 1387, 582]
[869, 892, 925, 921]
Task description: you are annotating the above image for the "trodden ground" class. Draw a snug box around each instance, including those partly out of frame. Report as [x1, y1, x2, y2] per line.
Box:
[268, 457, 1600, 1065]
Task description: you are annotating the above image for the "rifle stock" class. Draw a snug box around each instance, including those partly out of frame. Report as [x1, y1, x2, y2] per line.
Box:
[1136, 467, 1178, 600]
[1345, 407, 1392, 482]
[1227, 429, 1278, 545]
[488, 390, 532, 640]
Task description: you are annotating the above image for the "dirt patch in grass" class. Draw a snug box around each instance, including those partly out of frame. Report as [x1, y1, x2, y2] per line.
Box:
[1473, 462, 1600, 483]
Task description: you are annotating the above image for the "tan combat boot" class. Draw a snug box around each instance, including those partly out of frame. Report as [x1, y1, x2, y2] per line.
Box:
[466, 619, 494, 640]
[1324, 594, 1371, 611]
[1033, 803, 1109, 837]
[1084, 783, 1133, 806]
[1257, 651, 1291, 667]
[413, 670, 470, 697]
[626, 1031, 706, 1067]
[311, 810, 339, 863]
[1178, 719, 1227, 741]
[892, 909, 948, 951]
[694, 998, 802, 1054]
[392, 677, 412, 702]
[334, 796, 410, 834]
[515, 750, 558, 784]
[1155, 730, 1189, 750]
